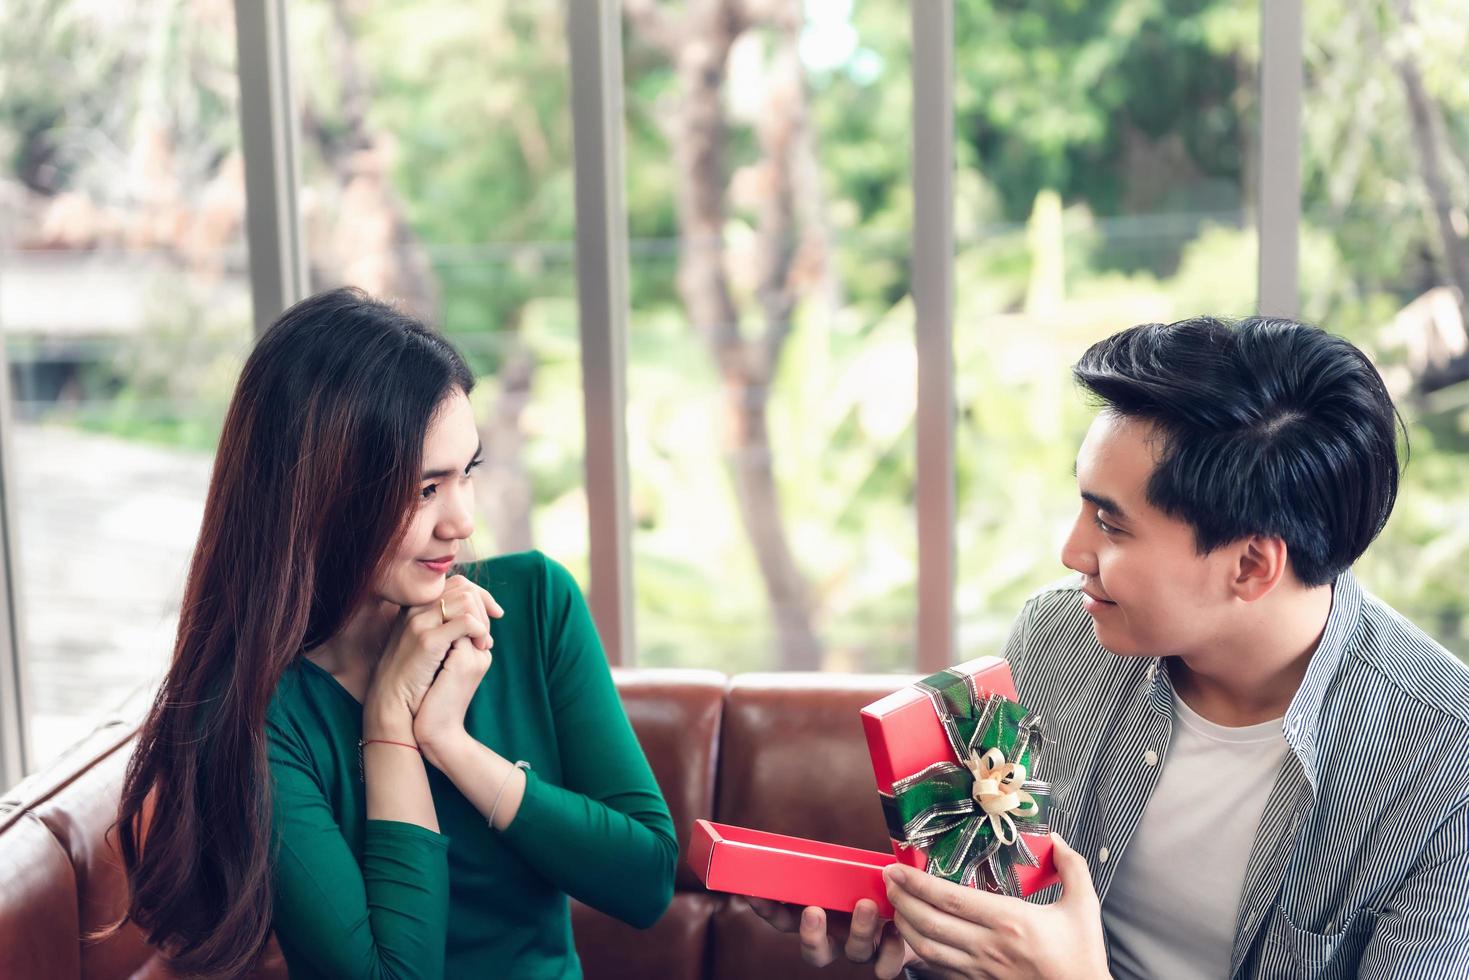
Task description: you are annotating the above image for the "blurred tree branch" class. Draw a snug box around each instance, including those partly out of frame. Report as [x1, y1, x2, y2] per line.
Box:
[636, 0, 828, 668]
[1373, 0, 1469, 392]
[305, 0, 439, 321]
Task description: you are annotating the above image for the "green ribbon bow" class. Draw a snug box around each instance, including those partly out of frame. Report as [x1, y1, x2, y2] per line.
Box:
[880, 667, 1052, 897]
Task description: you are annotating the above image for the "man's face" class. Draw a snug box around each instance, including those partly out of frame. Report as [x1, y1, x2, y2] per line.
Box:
[1060, 411, 1239, 658]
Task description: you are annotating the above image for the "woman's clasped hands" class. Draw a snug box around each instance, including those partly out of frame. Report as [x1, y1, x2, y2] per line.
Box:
[363, 573, 504, 763]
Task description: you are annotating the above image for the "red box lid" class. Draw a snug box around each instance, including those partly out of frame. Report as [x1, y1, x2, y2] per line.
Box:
[689, 819, 898, 917]
[860, 656, 1015, 792]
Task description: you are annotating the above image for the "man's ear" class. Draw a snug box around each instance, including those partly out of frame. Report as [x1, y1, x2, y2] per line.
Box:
[1232, 535, 1288, 602]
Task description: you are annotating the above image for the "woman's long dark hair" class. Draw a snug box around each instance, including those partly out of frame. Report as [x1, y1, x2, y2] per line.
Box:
[106, 288, 473, 976]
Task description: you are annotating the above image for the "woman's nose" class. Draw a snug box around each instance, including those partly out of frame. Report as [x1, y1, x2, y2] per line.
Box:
[440, 483, 476, 540]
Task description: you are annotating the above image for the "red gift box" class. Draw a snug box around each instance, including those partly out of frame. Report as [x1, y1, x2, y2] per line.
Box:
[688, 819, 898, 917]
[860, 656, 1058, 897]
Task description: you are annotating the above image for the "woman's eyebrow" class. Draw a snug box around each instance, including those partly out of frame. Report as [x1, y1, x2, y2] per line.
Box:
[421, 441, 484, 479]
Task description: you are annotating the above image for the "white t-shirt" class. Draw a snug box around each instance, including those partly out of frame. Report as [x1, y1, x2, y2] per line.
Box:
[1102, 688, 1290, 980]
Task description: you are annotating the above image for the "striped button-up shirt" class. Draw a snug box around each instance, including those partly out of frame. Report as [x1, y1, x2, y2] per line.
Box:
[1003, 571, 1469, 980]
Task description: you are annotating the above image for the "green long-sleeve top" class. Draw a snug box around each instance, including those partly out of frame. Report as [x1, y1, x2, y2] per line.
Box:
[264, 551, 677, 979]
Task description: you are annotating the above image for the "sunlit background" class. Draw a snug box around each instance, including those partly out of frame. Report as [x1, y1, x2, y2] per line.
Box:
[1, 0, 1466, 771]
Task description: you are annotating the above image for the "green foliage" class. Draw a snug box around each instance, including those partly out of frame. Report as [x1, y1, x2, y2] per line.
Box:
[71, 285, 251, 452]
[4, 0, 1466, 666]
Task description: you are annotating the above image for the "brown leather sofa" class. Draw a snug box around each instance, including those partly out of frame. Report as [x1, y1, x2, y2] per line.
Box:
[1, 668, 912, 979]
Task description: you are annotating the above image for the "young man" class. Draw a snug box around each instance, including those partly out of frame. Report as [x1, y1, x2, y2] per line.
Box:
[751, 316, 1469, 979]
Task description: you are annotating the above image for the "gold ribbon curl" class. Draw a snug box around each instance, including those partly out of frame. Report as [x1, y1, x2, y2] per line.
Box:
[965, 747, 1039, 846]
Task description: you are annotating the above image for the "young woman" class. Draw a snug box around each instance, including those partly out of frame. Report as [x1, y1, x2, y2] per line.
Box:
[110, 288, 676, 978]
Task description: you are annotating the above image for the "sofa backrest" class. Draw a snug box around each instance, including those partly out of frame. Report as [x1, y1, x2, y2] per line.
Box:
[2, 668, 912, 979]
[0, 716, 288, 980]
[572, 669, 912, 980]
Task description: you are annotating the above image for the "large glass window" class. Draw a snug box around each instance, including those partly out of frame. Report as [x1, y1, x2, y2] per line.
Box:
[288, 0, 587, 581]
[1303, 0, 1469, 655]
[623, 0, 918, 672]
[2, 0, 1464, 780]
[952, 0, 1262, 654]
[0, 0, 252, 768]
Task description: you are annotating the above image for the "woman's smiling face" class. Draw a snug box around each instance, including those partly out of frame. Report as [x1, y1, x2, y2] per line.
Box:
[374, 388, 482, 608]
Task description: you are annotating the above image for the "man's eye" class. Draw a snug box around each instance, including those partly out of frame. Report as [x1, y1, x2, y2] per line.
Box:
[1093, 514, 1117, 534]
[420, 484, 438, 501]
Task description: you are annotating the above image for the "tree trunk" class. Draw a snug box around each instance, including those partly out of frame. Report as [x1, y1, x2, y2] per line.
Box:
[632, 0, 825, 668]
[1389, 0, 1469, 315]
[477, 343, 536, 554]
[312, 0, 439, 321]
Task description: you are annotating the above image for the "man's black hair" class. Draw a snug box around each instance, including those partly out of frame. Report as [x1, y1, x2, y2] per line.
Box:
[1072, 316, 1406, 587]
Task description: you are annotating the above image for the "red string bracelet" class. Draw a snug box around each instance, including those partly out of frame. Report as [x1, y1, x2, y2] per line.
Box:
[358, 738, 421, 781]
[361, 738, 420, 753]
